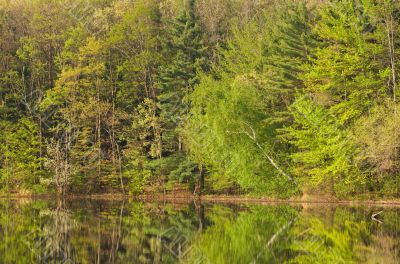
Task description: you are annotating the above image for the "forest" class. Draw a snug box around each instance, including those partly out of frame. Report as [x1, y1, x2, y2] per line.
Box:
[0, 0, 399, 199]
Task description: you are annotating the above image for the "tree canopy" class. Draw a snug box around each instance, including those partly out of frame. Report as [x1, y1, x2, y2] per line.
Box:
[0, 0, 399, 199]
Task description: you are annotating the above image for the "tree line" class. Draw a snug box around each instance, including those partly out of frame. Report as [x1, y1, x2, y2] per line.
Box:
[0, 0, 399, 198]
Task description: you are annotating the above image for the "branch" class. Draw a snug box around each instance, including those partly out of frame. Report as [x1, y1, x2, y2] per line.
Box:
[227, 122, 296, 183]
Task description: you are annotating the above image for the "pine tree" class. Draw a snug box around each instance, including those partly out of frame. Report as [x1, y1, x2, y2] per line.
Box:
[302, 0, 387, 125]
[284, 96, 361, 196]
[263, 1, 316, 122]
[158, 0, 206, 154]
[153, 0, 206, 192]
[285, 0, 390, 196]
[0, 118, 46, 193]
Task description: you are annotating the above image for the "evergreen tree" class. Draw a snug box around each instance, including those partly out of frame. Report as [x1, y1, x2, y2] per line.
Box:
[284, 96, 361, 196]
[154, 0, 206, 192]
[0, 118, 46, 193]
[158, 0, 206, 154]
[302, 0, 387, 124]
[285, 0, 395, 196]
[263, 1, 316, 122]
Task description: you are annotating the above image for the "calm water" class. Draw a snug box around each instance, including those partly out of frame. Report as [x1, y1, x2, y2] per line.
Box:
[0, 199, 399, 264]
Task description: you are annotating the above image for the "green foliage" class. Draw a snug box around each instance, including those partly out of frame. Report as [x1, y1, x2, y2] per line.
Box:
[185, 205, 298, 263]
[353, 101, 400, 175]
[284, 96, 363, 196]
[158, 0, 206, 147]
[0, 0, 399, 198]
[303, 0, 387, 124]
[185, 1, 314, 196]
[186, 72, 296, 195]
[285, 0, 400, 197]
[1, 200, 400, 263]
[353, 101, 400, 196]
[168, 154, 199, 191]
[287, 217, 370, 263]
[122, 147, 151, 195]
[0, 118, 46, 193]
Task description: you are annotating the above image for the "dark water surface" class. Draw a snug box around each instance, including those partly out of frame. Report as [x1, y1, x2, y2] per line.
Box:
[0, 198, 399, 264]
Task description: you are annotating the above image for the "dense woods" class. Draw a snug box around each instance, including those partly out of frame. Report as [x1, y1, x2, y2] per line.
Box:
[0, 0, 399, 198]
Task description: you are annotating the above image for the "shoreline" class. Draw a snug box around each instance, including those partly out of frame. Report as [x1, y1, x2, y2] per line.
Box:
[1, 193, 400, 206]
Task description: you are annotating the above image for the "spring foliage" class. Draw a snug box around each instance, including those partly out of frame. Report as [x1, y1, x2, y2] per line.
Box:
[0, 0, 399, 198]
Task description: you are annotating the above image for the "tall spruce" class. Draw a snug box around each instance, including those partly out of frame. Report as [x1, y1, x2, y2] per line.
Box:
[284, 0, 390, 196]
[158, 0, 206, 154]
[155, 0, 206, 192]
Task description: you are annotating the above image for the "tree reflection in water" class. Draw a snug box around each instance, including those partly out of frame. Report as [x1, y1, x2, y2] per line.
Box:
[0, 199, 398, 263]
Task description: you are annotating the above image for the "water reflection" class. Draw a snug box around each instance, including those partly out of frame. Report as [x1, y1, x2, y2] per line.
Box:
[0, 199, 398, 263]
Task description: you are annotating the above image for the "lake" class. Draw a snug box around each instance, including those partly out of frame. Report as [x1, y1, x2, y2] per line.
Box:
[0, 198, 399, 263]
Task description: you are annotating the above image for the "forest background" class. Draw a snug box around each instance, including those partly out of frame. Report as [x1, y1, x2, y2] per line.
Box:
[0, 0, 399, 199]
